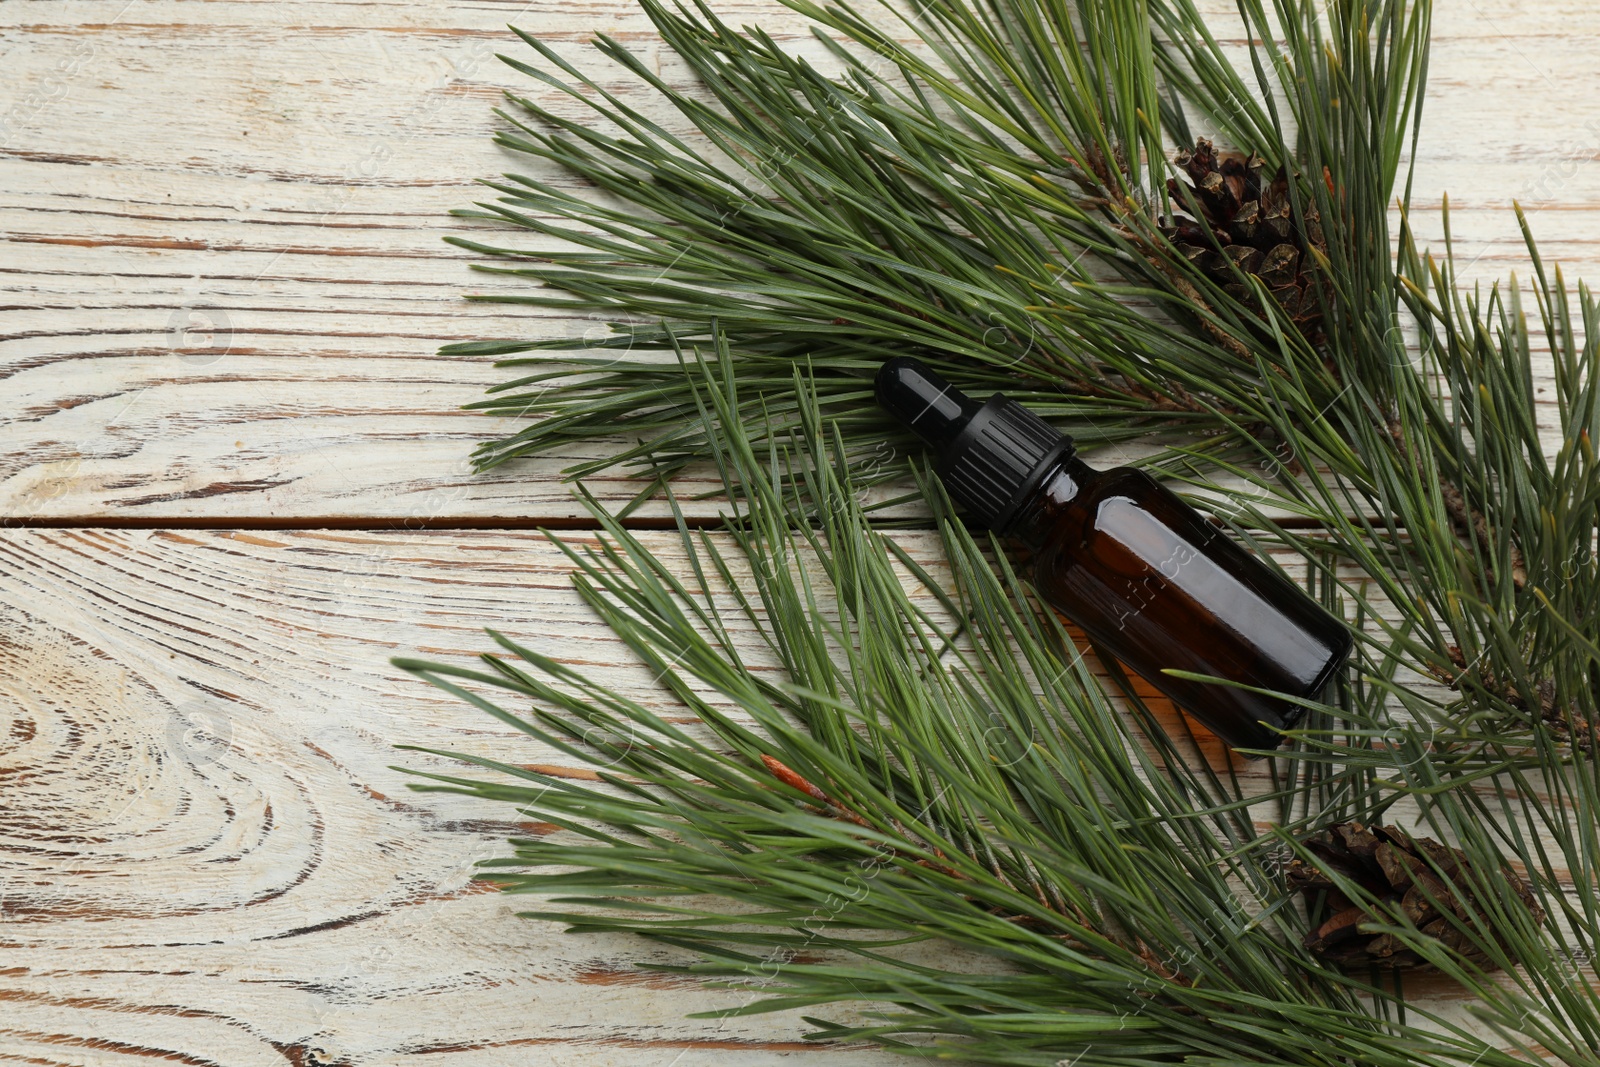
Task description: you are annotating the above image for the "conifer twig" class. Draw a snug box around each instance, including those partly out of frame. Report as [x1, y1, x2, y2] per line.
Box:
[1385, 418, 1530, 592]
[1429, 646, 1592, 749]
[411, 0, 1600, 1059]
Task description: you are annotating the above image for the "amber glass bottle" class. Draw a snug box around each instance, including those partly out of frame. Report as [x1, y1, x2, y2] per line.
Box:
[876, 357, 1352, 754]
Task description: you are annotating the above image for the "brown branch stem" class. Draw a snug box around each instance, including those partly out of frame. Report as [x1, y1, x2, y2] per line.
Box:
[1428, 645, 1591, 748]
[1384, 418, 1528, 592]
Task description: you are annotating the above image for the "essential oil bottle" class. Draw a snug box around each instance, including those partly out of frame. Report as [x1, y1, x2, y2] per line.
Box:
[875, 357, 1352, 754]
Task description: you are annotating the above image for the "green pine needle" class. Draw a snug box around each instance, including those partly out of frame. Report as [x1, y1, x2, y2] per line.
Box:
[399, 0, 1600, 1061]
[398, 335, 1592, 1063]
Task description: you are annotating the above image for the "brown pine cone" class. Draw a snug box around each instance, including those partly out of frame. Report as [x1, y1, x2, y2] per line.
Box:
[1284, 821, 1544, 972]
[1164, 139, 1332, 345]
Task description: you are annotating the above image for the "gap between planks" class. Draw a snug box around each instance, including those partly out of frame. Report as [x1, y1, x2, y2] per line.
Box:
[0, 513, 1390, 532]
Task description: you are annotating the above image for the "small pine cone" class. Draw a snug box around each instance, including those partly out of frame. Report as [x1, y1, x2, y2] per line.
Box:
[1284, 821, 1544, 972]
[1163, 138, 1333, 345]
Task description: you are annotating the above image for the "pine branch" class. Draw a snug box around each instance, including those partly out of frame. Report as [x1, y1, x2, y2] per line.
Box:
[1428, 644, 1592, 749]
[455, 0, 1592, 751]
[414, 0, 1600, 1061]
[397, 345, 1575, 1064]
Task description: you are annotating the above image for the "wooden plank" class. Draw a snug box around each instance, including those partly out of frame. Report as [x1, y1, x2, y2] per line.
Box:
[1, 0, 1594, 1059]
[0, 526, 1579, 1062]
[0, 528, 1484, 1056]
[0, 527, 915, 1064]
[4, 1, 1600, 520]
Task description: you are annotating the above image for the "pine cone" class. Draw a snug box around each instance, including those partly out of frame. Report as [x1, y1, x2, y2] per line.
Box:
[1163, 139, 1331, 345]
[1284, 821, 1544, 972]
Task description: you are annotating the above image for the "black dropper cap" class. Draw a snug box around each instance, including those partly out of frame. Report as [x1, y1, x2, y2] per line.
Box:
[875, 357, 1074, 532]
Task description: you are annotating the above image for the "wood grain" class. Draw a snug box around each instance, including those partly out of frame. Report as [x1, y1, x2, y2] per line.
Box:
[0, 527, 924, 1064]
[4, 1, 1600, 520]
[3, 0, 1598, 1062]
[0, 527, 1572, 1063]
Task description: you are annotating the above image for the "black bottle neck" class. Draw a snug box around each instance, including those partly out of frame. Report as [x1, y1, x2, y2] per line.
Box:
[875, 358, 1075, 531]
[1006, 455, 1095, 549]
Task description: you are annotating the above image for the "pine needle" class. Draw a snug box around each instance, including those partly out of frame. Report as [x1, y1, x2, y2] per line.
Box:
[403, 0, 1600, 1061]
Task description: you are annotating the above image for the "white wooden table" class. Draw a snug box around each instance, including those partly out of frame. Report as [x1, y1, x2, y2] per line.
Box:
[3, 1, 1597, 1062]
